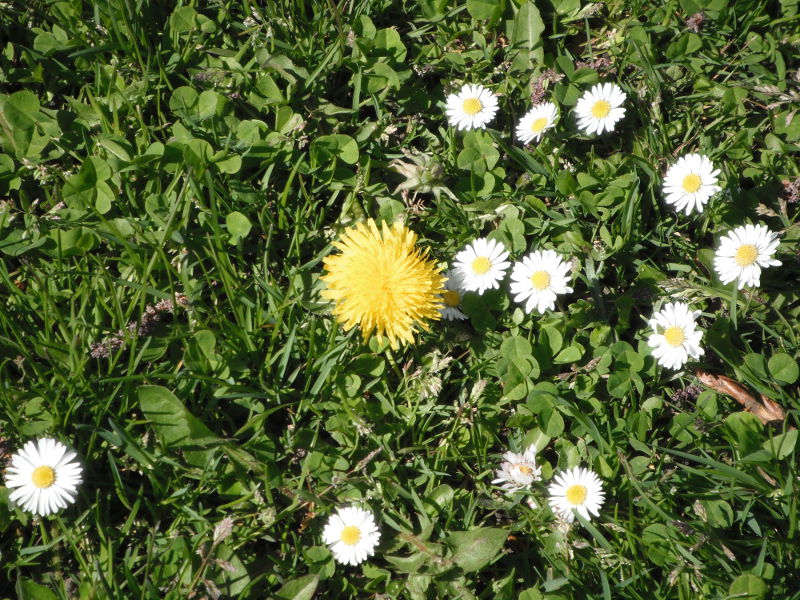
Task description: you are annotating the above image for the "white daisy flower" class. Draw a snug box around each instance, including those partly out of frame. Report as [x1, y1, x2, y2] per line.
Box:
[322, 506, 381, 566]
[548, 466, 605, 523]
[5, 438, 83, 516]
[509, 249, 573, 314]
[516, 102, 559, 144]
[445, 83, 499, 131]
[575, 83, 626, 135]
[646, 302, 705, 370]
[662, 153, 721, 215]
[452, 238, 510, 295]
[713, 224, 781, 289]
[439, 269, 467, 321]
[492, 445, 541, 493]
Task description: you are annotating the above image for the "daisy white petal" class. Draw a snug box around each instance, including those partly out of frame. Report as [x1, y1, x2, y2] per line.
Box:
[548, 466, 605, 523]
[574, 83, 626, 135]
[322, 506, 381, 566]
[4, 438, 83, 516]
[662, 153, 721, 215]
[713, 224, 781, 289]
[509, 249, 574, 314]
[646, 302, 705, 370]
[445, 83, 499, 131]
[492, 445, 541, 493]
[453, 238, 510, 294]
[516, 102, 559, 144]
[439, 269, 468, 321]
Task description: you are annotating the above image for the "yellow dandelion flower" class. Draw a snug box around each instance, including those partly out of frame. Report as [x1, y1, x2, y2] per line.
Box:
[321, 219, 445, 349]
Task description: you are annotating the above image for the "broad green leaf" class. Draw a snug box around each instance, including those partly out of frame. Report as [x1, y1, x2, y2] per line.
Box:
[725, 412, 763, 456]
[374, 28, 407, 61]
[63, 158, 97, 195]
[385, 550, 436, 573]
[16, 579, 58, 600]
[554, 344, 583, 364]
[256, 74, 283, 105]
[272, 574, 319, 600]
[768, 353, 799, 385]
[19, 397, 54, 437]
[728, 574, 767, 600]
[96, 182, 114, 213]
[462, 130, 500, 169]
[237, 120, 268, 146]
[498, 217, 526, 252]
[33, 32, 65, 56]
[97, 136, 132, 162]
[169, 86, 199, 120]
[762, 429, 797, 460]
[137, 385, 220, 467]
[519, 588, 544, 600]
[170, 6, 197, 34]
[216, 544, 252, 596]
[226, 211, 252, 244]
[501, 334, 532, 360]
[183, 138, 213, 170]
[743, 353, 768, 380]
[46, 227, 97, 257]
[641, 524, 671, 566]
[311, 134, 359, 166]
[215, 153, 242, 174]
[197, 90, 220, 120]
[457, 147, 487, 175]
[0, 91, 39, 157]
[509, 1, 545, 72]
[426, 484, 454, 513]
[466, 0, 505, 21]
[702, 499, 733, 528]
[368, 62, 400, 92]
[419, 0, 447, 19]
[606, 369, 631, 399]
[447, 527, 507, 573]
[501, 358, 535, 400]
[539, 403, 564, 436]
[0, 229, 46, 256]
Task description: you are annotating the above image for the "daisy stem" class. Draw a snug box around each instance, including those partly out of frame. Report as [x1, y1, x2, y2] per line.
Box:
[39, 517, 50, 545]
[730, 283, 738, 329]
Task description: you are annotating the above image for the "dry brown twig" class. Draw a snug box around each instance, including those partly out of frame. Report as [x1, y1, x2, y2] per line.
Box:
[693, 369, 787, 425]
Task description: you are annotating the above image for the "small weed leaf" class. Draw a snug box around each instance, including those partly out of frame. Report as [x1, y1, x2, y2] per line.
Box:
[273, 574, 319, 600]
[447, 528, 508, 573]
[767, 353, 799, 385]
[728, 574, 768, 600]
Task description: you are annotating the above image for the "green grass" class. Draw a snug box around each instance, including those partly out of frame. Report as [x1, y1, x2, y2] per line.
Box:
[1, 0, 799, 598]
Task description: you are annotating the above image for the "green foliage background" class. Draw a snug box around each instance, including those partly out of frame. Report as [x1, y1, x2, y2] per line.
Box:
[0, 0, 799, 598]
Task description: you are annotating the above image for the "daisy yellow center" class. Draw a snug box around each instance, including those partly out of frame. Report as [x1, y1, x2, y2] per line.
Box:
[591, 100, 611, 118]
[462, 97, 483, 116]
[530, 270, 551, 291]
[565, 484, 587, 506]
[531, 117, 548, 133]
[471, 256, 492, 275]
[734, 244, 758, 267]
[442, 289, 461, 307]
[681, 173, 702, 193]
[31, 465, 55, 489]
[514, 463, 533, 475]
[663, 325, 685, 347]
[340, 525, 362, 546]
[320, 220, 445, 349]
